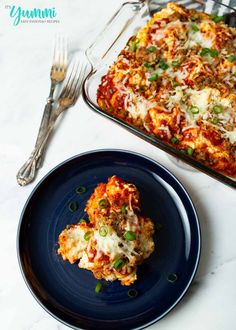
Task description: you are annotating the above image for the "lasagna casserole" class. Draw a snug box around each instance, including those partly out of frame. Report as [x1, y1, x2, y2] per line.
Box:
[97, 3, 236, 177]
[58, 176, 155, 286]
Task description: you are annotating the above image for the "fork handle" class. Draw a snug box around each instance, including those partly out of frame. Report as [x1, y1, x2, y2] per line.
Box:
[35, 81, 56, 149]
[16, 109, 62, 186]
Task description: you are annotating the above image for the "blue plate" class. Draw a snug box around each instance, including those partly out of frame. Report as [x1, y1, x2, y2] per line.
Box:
[17, 150, 201, 330]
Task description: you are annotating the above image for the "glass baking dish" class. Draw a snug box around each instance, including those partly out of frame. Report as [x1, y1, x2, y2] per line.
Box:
[82, 0, 236, 189]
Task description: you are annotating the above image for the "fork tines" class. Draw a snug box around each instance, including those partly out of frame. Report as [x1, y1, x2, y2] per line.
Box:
[52, 34, 68, 74]
[59, 58, 88, 105]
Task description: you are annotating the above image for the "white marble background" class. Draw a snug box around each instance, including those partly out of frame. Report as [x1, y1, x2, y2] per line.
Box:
[0, 0, 236, 329]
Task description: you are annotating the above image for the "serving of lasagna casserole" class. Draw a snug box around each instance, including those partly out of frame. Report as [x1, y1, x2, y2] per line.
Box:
[97, 2, 236, 178]
[58, 175, 155, 286]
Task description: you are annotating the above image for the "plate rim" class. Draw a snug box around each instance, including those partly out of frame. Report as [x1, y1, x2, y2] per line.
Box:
[17, 148, 201, 330]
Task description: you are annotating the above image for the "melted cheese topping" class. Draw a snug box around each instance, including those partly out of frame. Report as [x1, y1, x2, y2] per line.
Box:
[97, 3, 236, 177]
[58, 176, 155, 286]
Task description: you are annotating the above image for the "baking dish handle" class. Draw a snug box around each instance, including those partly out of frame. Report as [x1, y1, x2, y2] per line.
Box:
[86, 0, 146, 70]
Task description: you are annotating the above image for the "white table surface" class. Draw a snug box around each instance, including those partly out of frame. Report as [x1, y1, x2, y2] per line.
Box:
[0, 0, 236, 329]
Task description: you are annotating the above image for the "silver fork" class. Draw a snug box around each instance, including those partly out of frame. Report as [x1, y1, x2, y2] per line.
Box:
[16, 60, 88, 186]
[16, 35, 68, 181]
[35, 35, 68, 148]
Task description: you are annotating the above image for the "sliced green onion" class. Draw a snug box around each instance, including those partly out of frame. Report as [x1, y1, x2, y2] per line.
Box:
[212, 117, 220, 124]
[76, 186, 87, 195]
[134, 37, 140, 44]
[211, 14, 224, 23]
[187, 147, 194, 156]
[128, 289, 138, 298]
[124, 231, 136, 241]
[200, 48, 210, 56]
[130, 43, 137, 52]
[171, 136, 179, 144]
[121, 204, 126, 215]
[191, 24, 199, 32]
[79, 218, 87, 223]
[148, 45, 157, 52]
[68, 201, 78, 212]
[171, 60, 180, 67]
[114, 258, 125, 270]
[148, 73, 158, 81]
[95, 282, 102, 293]
[109, 88, 113, 94]
[200, 48, 219, 57]
[84, 231, 92, 241]
[213, 105, 223, 114]
[228, 55, 236, 62]
[99, 226, 108, 237]
[155, 223, 163, 231]
[191, 17, 198, 22]
[144, 62, 151, 68]
[159, 59, 169, 70]
[167, 273, 178, 283]
[172, 81, 179, 87]
[190, 106, 199, 114]
[66, 224, 71, 229]
[210, 49, 219, 57]
[233, 72, 236, 77]
[98, 198, 109, 209]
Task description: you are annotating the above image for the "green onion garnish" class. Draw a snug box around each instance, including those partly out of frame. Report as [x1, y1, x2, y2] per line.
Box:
[212, 117, 220, 124]
[200, 48, 219, 57]
[190, 106, 199, 114]
[76, 186, 87, 195]
[144, 62, 151, 68]
[124, 231, 136, 241]
[200, 48, 210, 56]
[99, 226, 108, 237]
[68, 201, 78, 212]
[109, 88, 113, 94]
[121, 204, 126, 215]
[191, 17, 198, 22]
[79, 218, 87, 223]
[210, 49, 219, 57]
[172, 81, 179, 87]
[98, 198, 109, 209]
[213, 105, 223, 114]
[114, 258, 125, 270]
[66, 224, 71, 229]
[187, 147, 194, 156]
[148, 45, 157, 52]
[171, 136, 179, 144]
[156, 223, 163, 231]
[130, 43, 137, 52]
[228, 55, 236, 62]
[159, 59, 169, 70]
[148, 73, 158, 81]
[171, 60, 180, 67]
[128, 289, 138, 298]
[191, 24, 199, 32]
[167, 273, 178, 283]
[95, 282, 102, 293]
[211, 14, 224, 23]
[84, 231, 92, 241]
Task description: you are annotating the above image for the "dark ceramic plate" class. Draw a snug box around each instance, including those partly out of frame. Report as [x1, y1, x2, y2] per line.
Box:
[17, 150, 201, 330]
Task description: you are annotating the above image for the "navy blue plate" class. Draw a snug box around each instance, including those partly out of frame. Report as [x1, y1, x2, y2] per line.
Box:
[17, 150, 201, 330]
